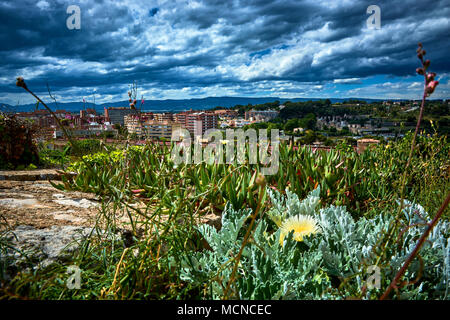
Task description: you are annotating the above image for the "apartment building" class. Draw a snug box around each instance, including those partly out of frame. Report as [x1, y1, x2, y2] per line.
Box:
[153, 112, 174, 122]
[53, 123, 116, 139]
[125, 114, 181, 140]
[175, 111, 218, 136]
[124, 114, 151, 137]
[144, 121, 182, 140]
[104, 107, 135, 125]
[214, 109, 238, 120]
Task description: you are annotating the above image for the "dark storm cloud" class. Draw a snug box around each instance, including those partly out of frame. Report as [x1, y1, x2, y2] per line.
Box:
[1, 0, 449, 103]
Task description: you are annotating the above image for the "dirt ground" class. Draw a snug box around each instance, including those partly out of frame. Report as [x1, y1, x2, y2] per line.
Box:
[0, 172, 223, 275]
[0, 167, 222, 234]
[0, 180, 100, 230]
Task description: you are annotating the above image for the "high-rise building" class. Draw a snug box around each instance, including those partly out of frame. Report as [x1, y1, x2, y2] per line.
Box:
[144, 121, 182, 140]
[125, 114, 181, 140]
[104, 107, 135, 125]
[124, 113, 152, 136]
[153, 112, 174, 122]
[175, 111, 218, 136]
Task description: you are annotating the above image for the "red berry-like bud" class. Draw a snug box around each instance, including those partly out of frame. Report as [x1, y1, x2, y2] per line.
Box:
[426, 72, 436, 83]
[416, 68, 424, 75]
[426, 80, 439, 95]
[423, 60, 430, 68]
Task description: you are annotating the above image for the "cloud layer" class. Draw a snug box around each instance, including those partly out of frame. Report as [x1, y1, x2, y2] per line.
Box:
[1, 0, 449, 105]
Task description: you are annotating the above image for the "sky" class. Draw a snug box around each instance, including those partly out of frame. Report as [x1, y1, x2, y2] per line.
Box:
[0, 0, 449, 105]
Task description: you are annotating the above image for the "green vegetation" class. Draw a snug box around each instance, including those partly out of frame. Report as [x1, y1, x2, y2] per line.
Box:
[0, 113, 39, 170]
[1, 132, 448, 299]
[38, 139, 111, 169]
[38, 143, 71, 168]
[68, 139, 104, 156]
[233, 101, 281, 116]
[239, 99, 449, 138]
[182, 189, 448, 299]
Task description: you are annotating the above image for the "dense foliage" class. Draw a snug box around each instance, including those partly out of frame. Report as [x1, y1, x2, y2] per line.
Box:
[63, 132, 449, 218]
[237, 99, 449, 135]
[0, 132, 448, 299]
[0, 113, 39, 170]
[68, 139, 104, 156]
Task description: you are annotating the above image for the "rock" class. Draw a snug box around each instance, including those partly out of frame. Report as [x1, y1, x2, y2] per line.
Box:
[52, 193, 99, 208]
[0, 198, 38, 208]
[4, 225, 93, 269]
[51, 210, 86, 223]
[0, 169, 63, 181]
[0, 191, 35, 198]
[2, 225, 122, 276]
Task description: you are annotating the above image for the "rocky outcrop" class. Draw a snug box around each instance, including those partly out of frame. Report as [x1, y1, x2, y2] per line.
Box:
[0, 180, 99, 229]
[4, 225, 92, 267]
[0, 169, 74, 181]
[0, 175, 102, 282]
[0, 171, 222, 284]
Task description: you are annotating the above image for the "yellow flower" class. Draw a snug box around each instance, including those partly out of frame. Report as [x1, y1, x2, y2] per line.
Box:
[279, 215, 319, 245]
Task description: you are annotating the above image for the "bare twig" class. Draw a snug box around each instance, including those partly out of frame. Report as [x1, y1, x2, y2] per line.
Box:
[16, 77, 82, 156]
[377, 43, 444, 299]
[373, 43, 439, 271]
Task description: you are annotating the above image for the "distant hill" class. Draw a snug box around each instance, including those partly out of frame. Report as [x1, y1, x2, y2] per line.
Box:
[1, 96, 392, 114]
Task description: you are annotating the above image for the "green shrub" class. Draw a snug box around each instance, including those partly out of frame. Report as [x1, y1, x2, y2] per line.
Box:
[38, 143, 71, 168]
[62, 134, 449, 218]
[0, 113, 39, 169]
[67, 139, 103, 156]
